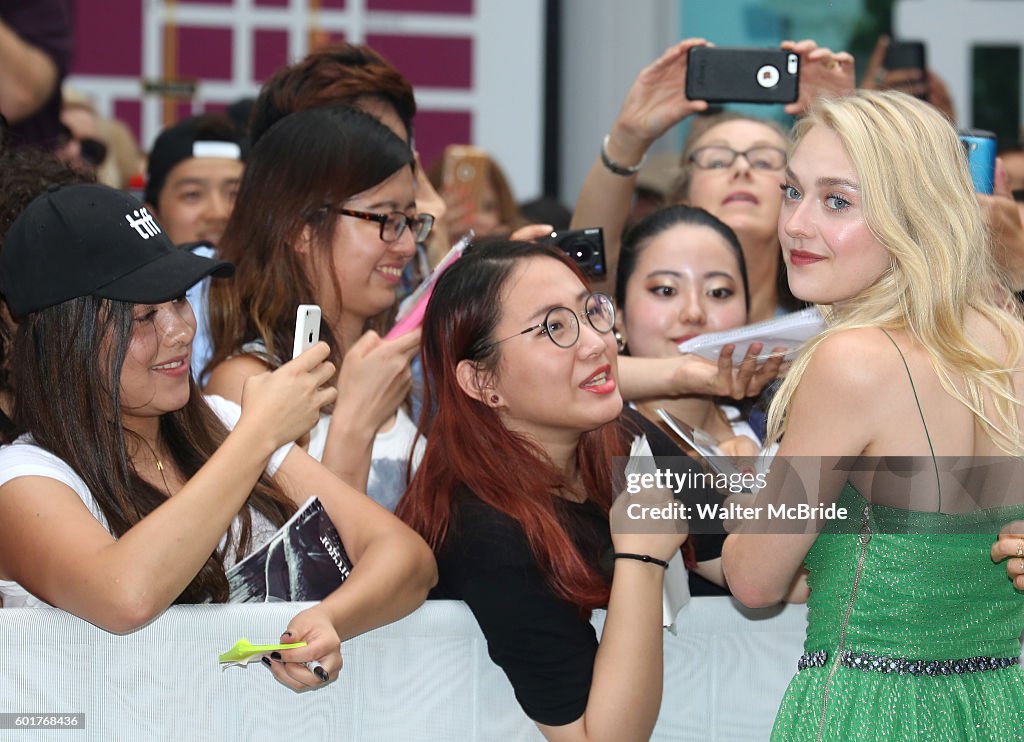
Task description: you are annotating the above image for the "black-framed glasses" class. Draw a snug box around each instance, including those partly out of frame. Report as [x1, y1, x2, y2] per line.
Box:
[689, 145, 787, 171]
[331, 207, 435, 243]
[485, 293, 616, 351]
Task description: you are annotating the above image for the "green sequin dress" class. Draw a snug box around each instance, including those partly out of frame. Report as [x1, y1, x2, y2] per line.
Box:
[771, 484, 1024, 741]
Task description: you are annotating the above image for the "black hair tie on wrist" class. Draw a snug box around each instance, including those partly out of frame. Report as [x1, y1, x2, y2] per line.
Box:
[613, 552, 669, 569]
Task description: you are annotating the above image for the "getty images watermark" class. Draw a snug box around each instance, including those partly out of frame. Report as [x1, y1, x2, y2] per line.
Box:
[611, 455, 1024, 536]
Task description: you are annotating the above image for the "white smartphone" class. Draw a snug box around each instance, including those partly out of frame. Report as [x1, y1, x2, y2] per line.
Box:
[292, 304, 322, 360]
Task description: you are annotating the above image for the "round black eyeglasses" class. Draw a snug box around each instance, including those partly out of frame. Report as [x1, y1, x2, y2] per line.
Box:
[485, 293, 616, 350]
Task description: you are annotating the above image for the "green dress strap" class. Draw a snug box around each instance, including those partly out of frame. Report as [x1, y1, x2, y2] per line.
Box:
[878, 329, 942, 510]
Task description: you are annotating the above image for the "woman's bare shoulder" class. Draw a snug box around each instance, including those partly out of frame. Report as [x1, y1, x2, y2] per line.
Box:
[204, 354, 275, 402]
[803, 327, 903, 388]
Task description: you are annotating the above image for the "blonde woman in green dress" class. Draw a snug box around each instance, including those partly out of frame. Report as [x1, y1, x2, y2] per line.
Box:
[722, 90, 1024, 740]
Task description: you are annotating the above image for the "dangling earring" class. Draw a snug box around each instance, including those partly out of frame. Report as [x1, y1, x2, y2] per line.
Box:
[614, 329, 627, 353]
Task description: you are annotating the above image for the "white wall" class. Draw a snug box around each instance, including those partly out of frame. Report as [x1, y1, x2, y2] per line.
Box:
[476, 0, 546, 201]
[558, 0, 681, 208]
[895, 0, 1024, 128]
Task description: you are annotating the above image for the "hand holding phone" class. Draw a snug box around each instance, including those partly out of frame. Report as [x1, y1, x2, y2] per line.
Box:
[685, 46, 799, 104]
[882, 39, 928, 100]
[292, 304, 322, 360]
[443, 145, 491, 222]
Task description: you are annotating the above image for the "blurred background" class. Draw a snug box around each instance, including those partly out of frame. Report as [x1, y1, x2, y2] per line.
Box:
[63, 0, 1023, 207]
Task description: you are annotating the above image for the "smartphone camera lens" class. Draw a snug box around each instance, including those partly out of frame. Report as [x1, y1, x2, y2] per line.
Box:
[756, 65, 780, 89]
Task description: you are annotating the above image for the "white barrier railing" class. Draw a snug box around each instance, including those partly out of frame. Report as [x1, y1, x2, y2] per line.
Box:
[0, 598, 812, 741]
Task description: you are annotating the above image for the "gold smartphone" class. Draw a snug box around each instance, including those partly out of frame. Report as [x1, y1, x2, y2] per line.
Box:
[442, 145, 491, 215]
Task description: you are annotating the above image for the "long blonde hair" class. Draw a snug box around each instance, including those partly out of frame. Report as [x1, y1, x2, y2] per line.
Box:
[768, 90, 1024, 454]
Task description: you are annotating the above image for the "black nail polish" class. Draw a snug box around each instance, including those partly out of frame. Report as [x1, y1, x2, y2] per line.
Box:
[261, 657, 272, 667]
[314, 667, 329, 682]
[270, 651, 282, 661]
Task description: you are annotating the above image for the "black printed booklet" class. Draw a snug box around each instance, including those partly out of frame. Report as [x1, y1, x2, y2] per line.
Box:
[226, 496, 352, 603]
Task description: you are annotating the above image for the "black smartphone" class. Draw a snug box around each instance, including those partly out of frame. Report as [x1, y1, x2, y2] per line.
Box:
[883, 40, 928, 100]
[883, 40, 926, 72]
[685, 47, 799, 105]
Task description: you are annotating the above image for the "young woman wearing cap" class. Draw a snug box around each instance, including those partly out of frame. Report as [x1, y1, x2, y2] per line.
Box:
[205, 105, 430, 512]
[0, 184, 436, 691]
[397, 240, 694, 741]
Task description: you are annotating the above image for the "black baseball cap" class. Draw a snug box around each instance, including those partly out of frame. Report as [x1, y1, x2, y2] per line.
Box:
[145, 114, 247, 205]
[0, 184, 234, 316]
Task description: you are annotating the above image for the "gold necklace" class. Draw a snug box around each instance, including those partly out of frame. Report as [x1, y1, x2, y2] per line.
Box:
[154, 456, 172, 496]
[137, 439, 172, 497]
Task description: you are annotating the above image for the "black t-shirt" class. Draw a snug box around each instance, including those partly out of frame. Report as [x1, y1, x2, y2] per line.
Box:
[428, 413, 720, 726]
[431, 492, 608, 726]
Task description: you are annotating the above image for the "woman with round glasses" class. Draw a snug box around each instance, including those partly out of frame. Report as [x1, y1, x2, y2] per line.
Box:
[206, 105, 430, 510]
[397, 240, 695, 741]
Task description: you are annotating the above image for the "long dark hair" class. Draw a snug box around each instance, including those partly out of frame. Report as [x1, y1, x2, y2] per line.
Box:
[13, 297, 295, 603]
[617, 204, 751, 312]
[396, 241, 629, 612]
[206, 105, 414, 377]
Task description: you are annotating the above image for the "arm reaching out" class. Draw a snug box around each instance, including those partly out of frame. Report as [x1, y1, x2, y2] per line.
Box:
[0, 17, 59, 123]
[571, 38, 710, 292]
[265, 444, 437, 692]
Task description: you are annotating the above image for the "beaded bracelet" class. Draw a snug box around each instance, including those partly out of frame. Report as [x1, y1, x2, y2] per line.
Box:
[613, 552, 669, 569]
[600, 135, 647, 176]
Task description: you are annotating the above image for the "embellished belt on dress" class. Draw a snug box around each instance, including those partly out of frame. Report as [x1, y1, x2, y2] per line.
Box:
[798, 649, 1019, 676]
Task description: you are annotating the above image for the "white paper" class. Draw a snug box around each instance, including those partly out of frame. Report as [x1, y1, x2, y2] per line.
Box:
[677, 306, 824, 361]
[624, 435, 690, 629]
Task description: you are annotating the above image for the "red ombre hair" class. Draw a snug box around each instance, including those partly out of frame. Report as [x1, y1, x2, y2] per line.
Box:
[396, 240, 629, 612]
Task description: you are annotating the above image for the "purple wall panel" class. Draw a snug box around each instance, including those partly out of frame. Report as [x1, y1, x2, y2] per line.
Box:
[67, 1, 489, 164]
[175, 101, 195, 121]
[365, 34, 472, 89]
[113, 99, 142, 142]
[414, 110, 472, 173]
[254, 29, 290, 81]
[72, 0, 141, 76]
[176, 26, 234, 81]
